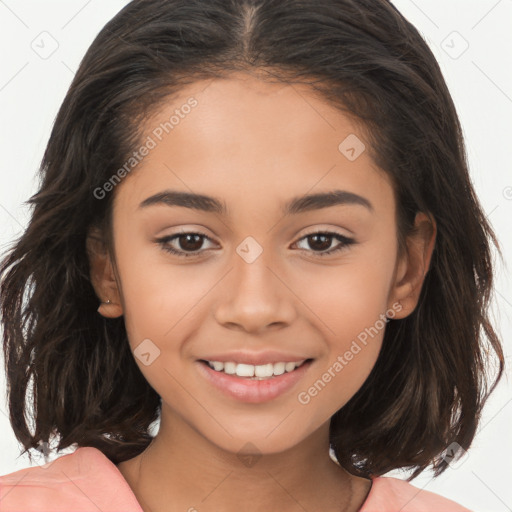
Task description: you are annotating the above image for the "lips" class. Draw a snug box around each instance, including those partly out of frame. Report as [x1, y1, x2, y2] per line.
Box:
[195, 355, 314, 403]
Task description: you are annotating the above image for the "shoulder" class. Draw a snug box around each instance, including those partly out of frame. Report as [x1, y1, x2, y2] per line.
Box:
[360, 475, 473, 512]
[0, 446, 142, 511]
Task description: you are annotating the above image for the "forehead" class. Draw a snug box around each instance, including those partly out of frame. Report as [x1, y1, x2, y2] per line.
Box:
[114, 72, 394, 217]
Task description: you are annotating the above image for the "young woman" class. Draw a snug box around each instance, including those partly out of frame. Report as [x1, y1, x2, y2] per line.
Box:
[0, 0, 504, 510]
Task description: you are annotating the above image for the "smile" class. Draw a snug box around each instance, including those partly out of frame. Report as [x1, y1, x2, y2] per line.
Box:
[196, 358, 314, 403]
[202, 359, 308, 379]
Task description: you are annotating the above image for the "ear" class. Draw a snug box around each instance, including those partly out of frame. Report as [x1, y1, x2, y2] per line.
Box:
[388, 212, 436, 319]
[86, 226, 123, 318]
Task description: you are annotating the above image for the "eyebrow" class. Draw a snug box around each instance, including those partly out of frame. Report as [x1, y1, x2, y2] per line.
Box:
[139, 189, 373, 215]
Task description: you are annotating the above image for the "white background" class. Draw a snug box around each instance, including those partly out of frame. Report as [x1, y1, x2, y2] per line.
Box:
[0, 1, 511, 511]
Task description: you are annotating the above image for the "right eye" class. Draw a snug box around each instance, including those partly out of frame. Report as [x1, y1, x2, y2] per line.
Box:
[156, 232, 217, 258]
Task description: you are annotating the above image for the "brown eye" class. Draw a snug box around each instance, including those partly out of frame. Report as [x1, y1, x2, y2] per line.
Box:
[306, 233, 333, 252]
[294, 231, 355, 257]
[157, 232, 215, 258]
[177, 234, 204, 251]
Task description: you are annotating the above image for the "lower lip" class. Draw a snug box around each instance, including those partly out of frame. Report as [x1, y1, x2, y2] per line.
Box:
[196, 360, 313, 403]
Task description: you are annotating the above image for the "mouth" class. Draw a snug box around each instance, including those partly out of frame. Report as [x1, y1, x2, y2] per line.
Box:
[196, 358, 314, 403]
[199, 359, 312, 380]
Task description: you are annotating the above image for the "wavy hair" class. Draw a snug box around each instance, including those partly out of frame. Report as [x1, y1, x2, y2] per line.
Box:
[0, 0, 504, 479]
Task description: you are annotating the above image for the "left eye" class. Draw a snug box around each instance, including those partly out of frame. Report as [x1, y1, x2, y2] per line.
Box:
[293, 231, 355, 256]
[156, 231, 355, 258]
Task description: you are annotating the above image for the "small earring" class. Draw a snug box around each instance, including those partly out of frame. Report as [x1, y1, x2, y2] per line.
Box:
[102, 299, 111, 305]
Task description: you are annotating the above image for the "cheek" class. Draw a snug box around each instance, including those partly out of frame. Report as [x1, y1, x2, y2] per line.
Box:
[116, 240, 214, 344]
[290, 247, 395, 415]
[292, 246, 395, 345]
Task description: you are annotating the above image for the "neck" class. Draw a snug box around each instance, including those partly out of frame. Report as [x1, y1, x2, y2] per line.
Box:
[117, 407, 371, 512]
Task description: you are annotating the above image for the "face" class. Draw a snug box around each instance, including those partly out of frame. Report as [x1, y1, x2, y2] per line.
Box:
[89, 71, 433, 457]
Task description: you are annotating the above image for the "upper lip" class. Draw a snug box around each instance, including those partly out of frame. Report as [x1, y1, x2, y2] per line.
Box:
[198, 350, 313, 366]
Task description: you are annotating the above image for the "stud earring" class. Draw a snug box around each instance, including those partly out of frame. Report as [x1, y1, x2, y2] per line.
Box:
[102, 299, 112, 305]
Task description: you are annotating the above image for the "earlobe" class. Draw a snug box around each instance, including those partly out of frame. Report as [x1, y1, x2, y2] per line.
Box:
[388, 212, 436, 319]
[86, 226, 124, 318]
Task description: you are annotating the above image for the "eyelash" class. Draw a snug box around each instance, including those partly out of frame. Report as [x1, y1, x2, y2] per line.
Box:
[156, 230, 355, 258]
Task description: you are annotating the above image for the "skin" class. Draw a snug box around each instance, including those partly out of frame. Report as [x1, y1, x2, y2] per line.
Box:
[87, 71, 436, 512]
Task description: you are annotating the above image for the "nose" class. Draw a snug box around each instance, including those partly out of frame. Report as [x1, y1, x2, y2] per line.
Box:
[213, 243, 297, 334]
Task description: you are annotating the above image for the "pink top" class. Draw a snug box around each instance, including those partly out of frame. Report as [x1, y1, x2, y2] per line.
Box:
[0, 446, 472, 511]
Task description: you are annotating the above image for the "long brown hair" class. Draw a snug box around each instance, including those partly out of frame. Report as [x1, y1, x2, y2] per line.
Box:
[0, 0, 504, 479]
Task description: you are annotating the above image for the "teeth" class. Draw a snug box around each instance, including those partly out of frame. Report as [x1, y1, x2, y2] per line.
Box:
[285, 362, 296, 372]
[224, 362, 236, 374]
[212, 361, 225, 372]
[205, 359, 307, 379]
[236, 363, 255, 377]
